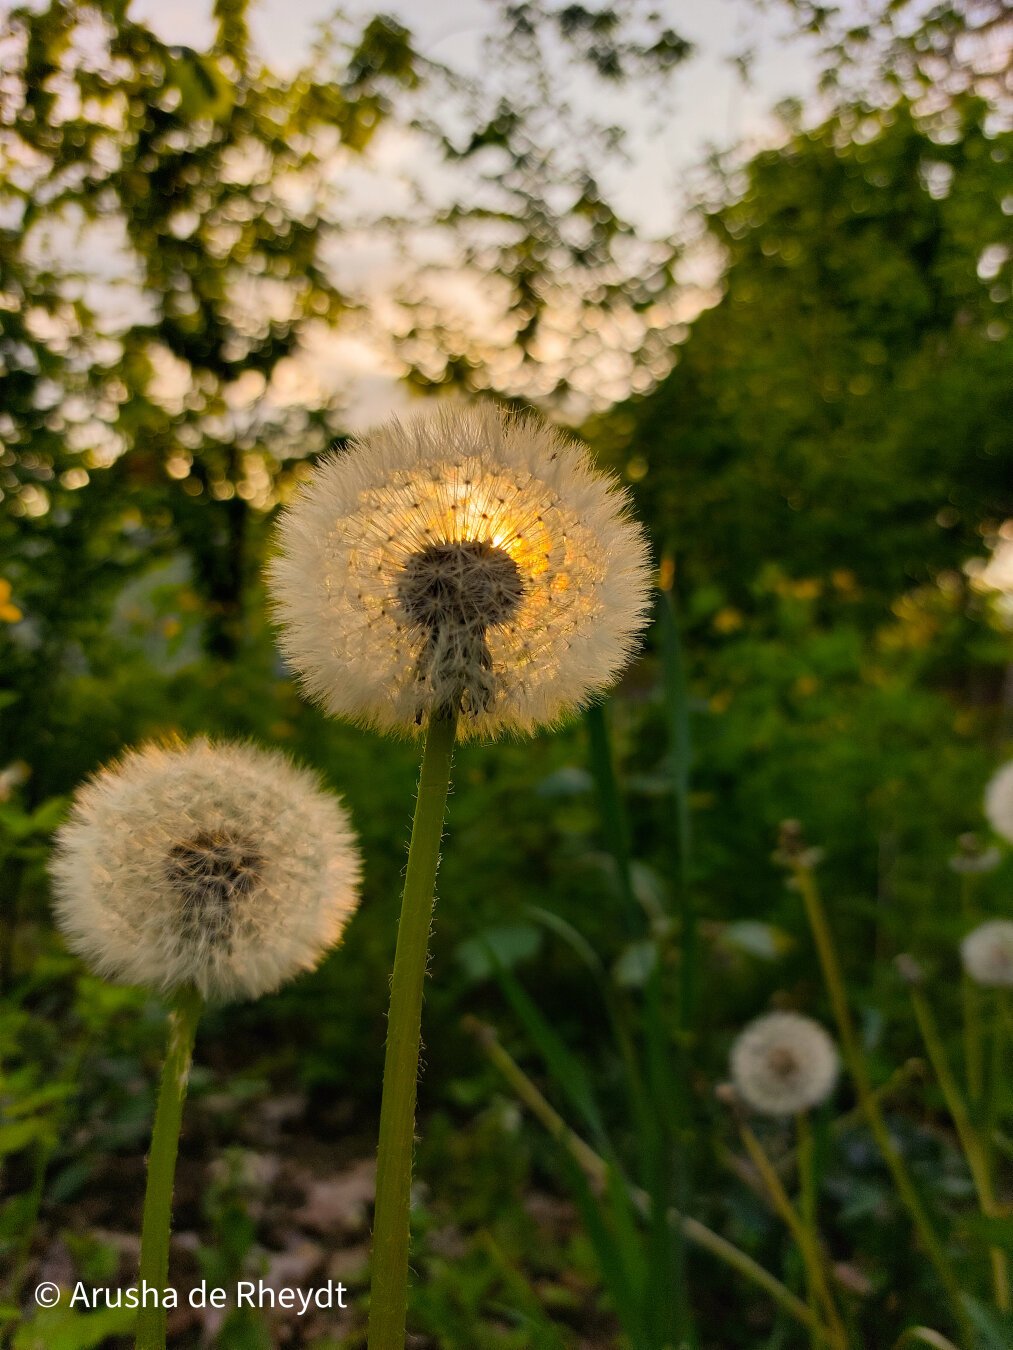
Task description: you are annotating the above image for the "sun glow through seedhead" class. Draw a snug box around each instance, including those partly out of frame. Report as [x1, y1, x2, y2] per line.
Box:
[50, 740, 362, 1003]
[267, 403, 653, 738]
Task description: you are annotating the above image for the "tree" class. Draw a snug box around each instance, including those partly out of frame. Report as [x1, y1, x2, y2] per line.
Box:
[0, 0, 689, 720]
[589, 97, 1012, 609]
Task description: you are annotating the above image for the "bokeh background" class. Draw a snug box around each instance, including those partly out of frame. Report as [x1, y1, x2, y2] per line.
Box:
[1, 1, 1011, 1346]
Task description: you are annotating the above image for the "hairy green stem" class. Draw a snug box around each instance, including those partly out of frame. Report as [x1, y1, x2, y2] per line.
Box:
[464, 1015, 836, 1345]
[910, 984, 1008, 1311]
[135, 986, 203, 1350]
[368, 709, 457, 1350]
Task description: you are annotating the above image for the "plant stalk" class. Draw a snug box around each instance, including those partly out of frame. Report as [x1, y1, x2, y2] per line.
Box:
[909, 983, 1009, 1311]
[135, 985, 203, 1350]
[791, 862, 967, 1337]
[796, 1111, 824, 1350]
[464, 1015, 837, 1345]
[740, 1122, 846, 1350]
[368, 709, 457, 1350]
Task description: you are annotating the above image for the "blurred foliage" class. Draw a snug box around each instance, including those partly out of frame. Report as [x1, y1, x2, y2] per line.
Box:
[1, 1, 1012, 1346]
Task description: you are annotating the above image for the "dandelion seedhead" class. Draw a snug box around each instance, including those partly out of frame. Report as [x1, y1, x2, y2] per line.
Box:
[50, 740, 362, 1002]
[267, 403, 653, 738]
[730, 1011, 839, 1117]
[960, 919, 1013, 988]
[948, 832, 1001, 875]
[984, 761, 1013, 845]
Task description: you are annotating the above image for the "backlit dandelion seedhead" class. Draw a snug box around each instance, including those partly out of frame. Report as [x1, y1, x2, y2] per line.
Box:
[267, 404, 653, 738]
[961, 919, 1013, 988]
[50, 740, 362, 1002]
[730, 1012, 839, 1117]
[984, 761, 1013, 845]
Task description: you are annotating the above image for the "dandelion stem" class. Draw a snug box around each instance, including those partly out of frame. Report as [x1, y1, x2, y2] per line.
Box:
[739, 1122, 847, 1350]
[891, 1330, 961, 1350]
[368, 708, 457, 1350]
[135, 985, 202, 1350]
[790, 862, 968, 1337]
[796, 1112, 825, 1350]
[464, 1015, 837, 1344]
[909, 984, 1009, 1311]
[959, 874, 984, 1102]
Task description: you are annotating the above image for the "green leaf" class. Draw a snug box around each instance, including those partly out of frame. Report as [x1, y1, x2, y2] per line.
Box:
[165, 49, 234, 121]
[717, 920, 794, 961]
[612, 940, 658, 989]
[13, 1302, 136, 1350]
[455, 923, 541, 982]
[0, 1117, 53, 1156]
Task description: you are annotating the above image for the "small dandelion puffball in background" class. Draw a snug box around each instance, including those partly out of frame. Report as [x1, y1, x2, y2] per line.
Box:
[730, 1012, 839, 1117]
[50, 740, 362, 1002]
[267, 404, 653, 739]
[984, 761, 1013, 845]
[961, 920, 1013, 988]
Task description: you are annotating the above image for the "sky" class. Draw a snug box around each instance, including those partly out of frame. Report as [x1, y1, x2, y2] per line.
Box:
[131, 0, 824, 239]
[50, 0, 828, 425]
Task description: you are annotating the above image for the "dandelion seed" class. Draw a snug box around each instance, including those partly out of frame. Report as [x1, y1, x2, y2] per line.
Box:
[960, 920, 1013, 988]
[984, 762, 1013, 845]
[267, 403, 653, 738]
[731, 1011, 839, 1117]
[50, 739, 362, 1002]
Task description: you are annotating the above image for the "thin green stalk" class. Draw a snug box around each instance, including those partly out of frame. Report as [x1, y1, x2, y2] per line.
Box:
[959, 874, 984, 1102]
[585, 700, 637, 927]
[796, 1112, 823, 1350]
[791, 862, 967, 1336]
[986, 991, 1008, 1172]
[909, 984, 1009, 1311]
[464, 1016, 834, 1345]
[891, 1330, 961, 1350]
[658, 582, 694, 1022]
[368, 709, 457, 1350]
[740, 1123, 846, 1350]
[135, 985, 203, 1350]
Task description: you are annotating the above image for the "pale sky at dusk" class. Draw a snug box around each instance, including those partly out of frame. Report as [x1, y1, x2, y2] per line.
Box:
[131, 0, 824, 238]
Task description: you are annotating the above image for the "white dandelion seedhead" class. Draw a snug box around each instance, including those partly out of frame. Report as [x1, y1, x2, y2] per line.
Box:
[730, 1012, 839, 1117]
[50, 740, 362, 1003]
[984, 761, 1013, 845]
[267, 403, 653, 739]
[961, 920, 1013, 988]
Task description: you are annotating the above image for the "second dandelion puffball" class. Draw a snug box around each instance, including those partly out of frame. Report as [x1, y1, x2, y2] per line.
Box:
[961, 919, 1013, 988]
[50, 739, 362, 1001]
[267, 404, 653, 738]
[984, 761, 1013, 845]
[731, 1011, 839, 1116]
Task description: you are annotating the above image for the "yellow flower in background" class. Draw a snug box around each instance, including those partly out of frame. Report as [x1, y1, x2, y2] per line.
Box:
[268, 404, 653, 739]
[0, 579, 23, 623]
[712, 606, 743, 634]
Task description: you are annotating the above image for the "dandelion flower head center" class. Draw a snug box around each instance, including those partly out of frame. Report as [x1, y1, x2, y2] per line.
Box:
[165, 828, 265, 949]
[396, 539, 525, 713]
[766, 1045, 800, 1082]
